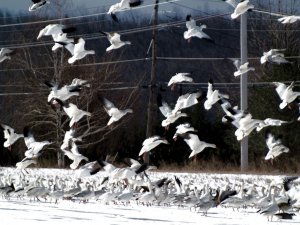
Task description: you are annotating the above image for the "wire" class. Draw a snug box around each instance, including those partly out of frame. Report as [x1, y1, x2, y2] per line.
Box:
[0, 0, 182, 28]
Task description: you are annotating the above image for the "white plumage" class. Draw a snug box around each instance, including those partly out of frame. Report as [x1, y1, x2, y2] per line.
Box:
[67, 38, 95, 64]
[234, 62, 255, 77]
[184, 15, 213, 42]
[231, 0, 254, 19]
[172, 91, 204, 114]
[62, 142, 88, 170]
[0, 48, 14, 63]
[265, 133, 289, 161]
[1, 124, 24, 149]
[278, 15, 300, 24]
[138, 136, 169, 156]
[100, 31, 131, 52]
[29, 0, 50, 12]
[204, 80, 229, 110]
[274, 81, 300, 109]
[260, 49, 289, 64]
[167, 73, 193, 88]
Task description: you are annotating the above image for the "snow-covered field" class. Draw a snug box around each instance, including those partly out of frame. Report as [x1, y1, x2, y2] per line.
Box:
[0, 167, 299, 225]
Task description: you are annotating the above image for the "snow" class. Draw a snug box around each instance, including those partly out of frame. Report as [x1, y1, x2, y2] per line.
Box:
[0, 167, 299, 225]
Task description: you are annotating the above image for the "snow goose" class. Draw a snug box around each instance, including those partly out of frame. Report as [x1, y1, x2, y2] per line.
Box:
[55, 99, 91, 128]
[167, 73, 193, 90]
[107, 0, 142, 22]
[52, 33, 75, 51]
[260, 49, 290, 64]
[37, 24, 76, 40]
[45, 80, 82, 104]
[234, 62, 255, 77]
[265, 133, 289, 162]
[71, 78, 90, 88]
[61, 141, 88, 170]
[174, 123, 197, 135]
[222, 0, 238, 8]
[234, 113, 263, 141]
[138, 136, 169, 156]
[218, 98, 245, 128]
[278, 15, 300, 24]
[100, 97, 133, 126]
[173, 133, 216, 158]
[231, 0, 254, 19]
[259, 194, 280, 221]
[29, 0, 50, 12]
[256, 118, 291, 132]
[23, 126, 52, 159]
[204, 79, 229, 110]
[157, 96, 187, 129]
[172, 91, 205, 114]
[184, 15, 213, 42]
[99, 31, 131, 52]
[16, 158, 37, 170]
[1, 124, 24, 150]
[273, 81, 300, 109]
[0, 48, 14, 63]
[67, 38, 95, 64]
[60, 128, 82, 150]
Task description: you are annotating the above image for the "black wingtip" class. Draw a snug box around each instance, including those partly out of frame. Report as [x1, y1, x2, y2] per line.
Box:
[23, 126, 31, 137]
[135, 163, 149, 174]
[44, 80, 54, 88]
[99, 30, 107, 36]
[129, 0, 142, 7]
[111, 13, 119, 23]
[186, 14, 192, 21]
[62, 27, 76, 34]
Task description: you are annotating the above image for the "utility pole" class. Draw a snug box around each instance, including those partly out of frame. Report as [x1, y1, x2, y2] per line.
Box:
[240, 13, 248, 172]
[144, 0, 159, 164]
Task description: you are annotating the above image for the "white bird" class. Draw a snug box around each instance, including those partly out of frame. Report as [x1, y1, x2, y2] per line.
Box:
[260, 49, 290, 64]
[99, 31, 131, 52]
[278, 15, 300, 24]
[204, 79, 229, 110]
[23, 126, 52, 159]
[61, 141, 88, 170]
[167, 73, 193, 90]
[45, 81, 82, 104]
[101, 97, 133, 126]
[16, 157, 37, 170]
[265, 133, 289, 161]
[1, 124, 24, 150]
[55, 99, 92, 128]
[173, 133, 216, 158]
[231, 0, 254, 19]
[107, 0, 142, 22]
[233, 62, 255, 77]
[273, 82, 300, 109]
[0, 48, 14, 63]
[174, 123, 197, 135]
[157, 96, 187, 129]
[60, 128, 82, 150]
[138, 136, 169, 156]
[67, 38, 95, 64]
[218, 98, 245, 128]
[70, 78, 90, 88]
[234, 113, 263, 141]
[172, 91, 205, 114]
[256, 118, 290, 132]
[184, 15, 213, 42]
[29, 0, 50, 12]
[37, 24, 76, 40]
[51, 33, 75, 51]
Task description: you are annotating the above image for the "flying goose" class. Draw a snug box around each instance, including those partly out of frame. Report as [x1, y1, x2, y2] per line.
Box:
[260, 49, 290, 64]
[157, 96, 187, 129]
[218, 98, 245, 128]
[174, 123, 197, 135]
[16, 157, 37, 170]
[231, 0, 254, 19]
[0, 48, 14, 63]
[138, 136, 169, 156]
[204, 79, 229, 110]
[107, 0, 142, 22]
[60, 128, 82, 150]
[265, 133, 289, 162]
[67, 38, 95, 64]
[172, 91, 205, 114]
[37, 24, 76, 40]
[29, 0, 50, 12]
[45, 81, 82, 104]
[55, 99, 92, 128]
[61, 141, 88, 170]
[173, 133, 216, 158]
[167, 73, 193, 90]
[273, 82, 300, 109]
[23, 126, 52, 159]
[256, 118, 291, 132]
[278, 15, 300, 24]
[99, 31, 131, 52]
[234, 113, 263, 141]
[52, 33, 75, 51]
[222, 0, 238, 8]
[1, 124, 24, 150]
[70, 78, 90, 88]
[184, 15, 213, 42]
[234, 62, 255, 77]
[100, 97, 133, 126]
